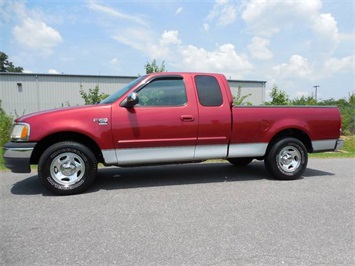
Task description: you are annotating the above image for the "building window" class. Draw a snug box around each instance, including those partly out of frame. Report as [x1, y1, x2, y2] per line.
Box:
[17, 82, 23, 93]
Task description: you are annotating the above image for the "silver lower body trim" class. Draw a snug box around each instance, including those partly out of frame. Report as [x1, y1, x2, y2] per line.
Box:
[102, 143, 268, 166]
[335, 139, 344, 151]
[101, 149, 118, 164]
[106, 146, 196, 166]
[228, 143, 268, 158]
[312, 139, 338, 152]
[4, 147, 34, 158]
[194, 145, 228, 160]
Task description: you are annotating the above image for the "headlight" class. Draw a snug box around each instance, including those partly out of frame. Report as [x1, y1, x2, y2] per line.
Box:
[11, 123, 30, 141]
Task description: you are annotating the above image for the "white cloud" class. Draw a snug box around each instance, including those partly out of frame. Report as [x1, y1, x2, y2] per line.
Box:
[112, 28, 252, 78]
[242, 0, 322, 36]
[150, 30, 183, 59]
[87, 1, 146, 26]
[207, 0, 238, 26]
[273, 55, 313, 79]
[110, 58, 119, 65]
[180, 44, 253, 78]
[248, 36, 273, 60]
[241, 0, 342, 63]
[160, 30, 181, 46]
[272, 54, 354, 82]
[324, 55, 354, 74]
[339, 33, 355, 42]
[312, 13, 338, 37]
[4, 0, 63, 55]
[112, 27, 152, 52]
[311, 14, 340, 55]
[203, 23, 210, 32]
[175, 7, 183, 15]
[241, 0, 339, 49]
[12, 17, 62, 54]
[113, 29, 181, 59]
[48, 69, 60, 74]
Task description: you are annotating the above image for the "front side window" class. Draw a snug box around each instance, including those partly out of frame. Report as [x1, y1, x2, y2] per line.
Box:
[138, 78, 187, 107]
[195, 75, 223, 106]
[101, 76, 146, 104]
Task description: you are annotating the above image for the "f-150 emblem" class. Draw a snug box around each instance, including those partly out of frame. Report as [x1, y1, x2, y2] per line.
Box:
[93, 118, 108, 125]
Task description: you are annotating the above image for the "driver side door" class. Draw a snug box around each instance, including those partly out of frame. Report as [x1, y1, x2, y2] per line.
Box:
[111, 75, 199, 165]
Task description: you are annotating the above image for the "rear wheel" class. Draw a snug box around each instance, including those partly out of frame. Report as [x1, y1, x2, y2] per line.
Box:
[38, 141, 97, 195]
[264, 138, 307, 180]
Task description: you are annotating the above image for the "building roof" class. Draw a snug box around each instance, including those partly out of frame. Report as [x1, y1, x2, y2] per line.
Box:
[0, 72, 267, 84]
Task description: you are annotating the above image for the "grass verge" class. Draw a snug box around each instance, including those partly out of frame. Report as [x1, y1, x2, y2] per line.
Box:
[0, 151, 4, 171]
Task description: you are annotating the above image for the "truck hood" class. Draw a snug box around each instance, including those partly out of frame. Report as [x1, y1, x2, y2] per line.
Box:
[16, 105, 108, 123]
[15, 104, 113, 142]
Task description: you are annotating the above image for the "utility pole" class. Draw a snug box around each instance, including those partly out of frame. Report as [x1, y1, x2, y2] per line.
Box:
[313, 85, 320, 102]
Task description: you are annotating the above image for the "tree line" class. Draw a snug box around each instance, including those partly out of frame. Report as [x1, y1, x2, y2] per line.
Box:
[265, 85, 355, 135]
[0, 52, 23, 72]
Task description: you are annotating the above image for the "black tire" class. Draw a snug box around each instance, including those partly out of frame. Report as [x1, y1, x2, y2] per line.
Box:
[228, 158, 253, 167]
[264, 138, 308, 180]
[38, 141, 97, 195]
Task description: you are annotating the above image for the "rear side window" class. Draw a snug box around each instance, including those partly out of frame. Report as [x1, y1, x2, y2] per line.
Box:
[195, 75, 223, 106]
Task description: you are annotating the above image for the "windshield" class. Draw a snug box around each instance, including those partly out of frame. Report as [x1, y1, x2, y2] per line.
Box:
[100, 76, 146, 104]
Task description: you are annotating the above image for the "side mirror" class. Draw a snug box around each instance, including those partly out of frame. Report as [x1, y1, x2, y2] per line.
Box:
[121, 92, 139, 108]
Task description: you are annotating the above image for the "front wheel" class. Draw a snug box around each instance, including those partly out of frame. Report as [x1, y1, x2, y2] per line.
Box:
[38, 141, 97, 195]
[264, 138, 308, 180]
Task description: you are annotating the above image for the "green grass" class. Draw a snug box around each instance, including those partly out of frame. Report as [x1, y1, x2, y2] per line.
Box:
[0, 152, 5, 171]
[309, 135, 355, 158]
[1, 136, 354, 171]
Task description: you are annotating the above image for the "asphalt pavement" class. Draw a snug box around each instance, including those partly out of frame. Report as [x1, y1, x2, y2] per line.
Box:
[1, 158, 354, 265]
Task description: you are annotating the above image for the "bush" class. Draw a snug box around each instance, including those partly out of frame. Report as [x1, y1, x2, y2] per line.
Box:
[317, 94, 355, 136]
[79, 85, 109, 105]
[0, 100, 13, 147]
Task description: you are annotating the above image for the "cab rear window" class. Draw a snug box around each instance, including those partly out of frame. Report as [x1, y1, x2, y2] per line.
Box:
[195, 75, 223, 106]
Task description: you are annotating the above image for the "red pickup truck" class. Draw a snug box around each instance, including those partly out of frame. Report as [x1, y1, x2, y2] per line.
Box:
[3, 72, 343, 195]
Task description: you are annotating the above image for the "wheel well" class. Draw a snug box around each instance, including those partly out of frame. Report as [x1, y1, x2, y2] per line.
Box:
[266, 128, 312, 155]
[30, 132, 104, 165]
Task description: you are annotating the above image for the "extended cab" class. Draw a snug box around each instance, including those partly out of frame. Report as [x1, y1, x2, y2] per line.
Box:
[3, 72, 343, 195]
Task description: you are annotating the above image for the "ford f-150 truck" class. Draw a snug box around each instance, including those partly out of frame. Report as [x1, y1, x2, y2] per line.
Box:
[3, 72, 343, 195]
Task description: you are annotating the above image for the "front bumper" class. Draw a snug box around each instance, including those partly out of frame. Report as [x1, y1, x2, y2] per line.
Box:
[3, 142, 37, 173]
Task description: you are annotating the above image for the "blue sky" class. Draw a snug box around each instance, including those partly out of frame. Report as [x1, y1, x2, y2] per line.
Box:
[1, 0, 354, 101]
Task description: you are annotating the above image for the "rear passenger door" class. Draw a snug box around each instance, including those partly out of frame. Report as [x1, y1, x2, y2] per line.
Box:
[193, 75, 232, 159]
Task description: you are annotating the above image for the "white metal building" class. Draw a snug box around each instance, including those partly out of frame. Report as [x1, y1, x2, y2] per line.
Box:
[0, 72, 266, 115]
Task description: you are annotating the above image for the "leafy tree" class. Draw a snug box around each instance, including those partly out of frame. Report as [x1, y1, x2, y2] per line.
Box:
[144, 59, 166, 74]
[233, 86, 252, 105]
[0, 100, 13, 149]
[265, 85, 289, 105]
[139, 89, 165, 106]
[346, 94, 355, 135]
[79, 85, 109, 105]
[291, 95, 317, 105]
[0, 52, 23, 72]
[332, 93, 355, 135]
[349, 92, 355, 105]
